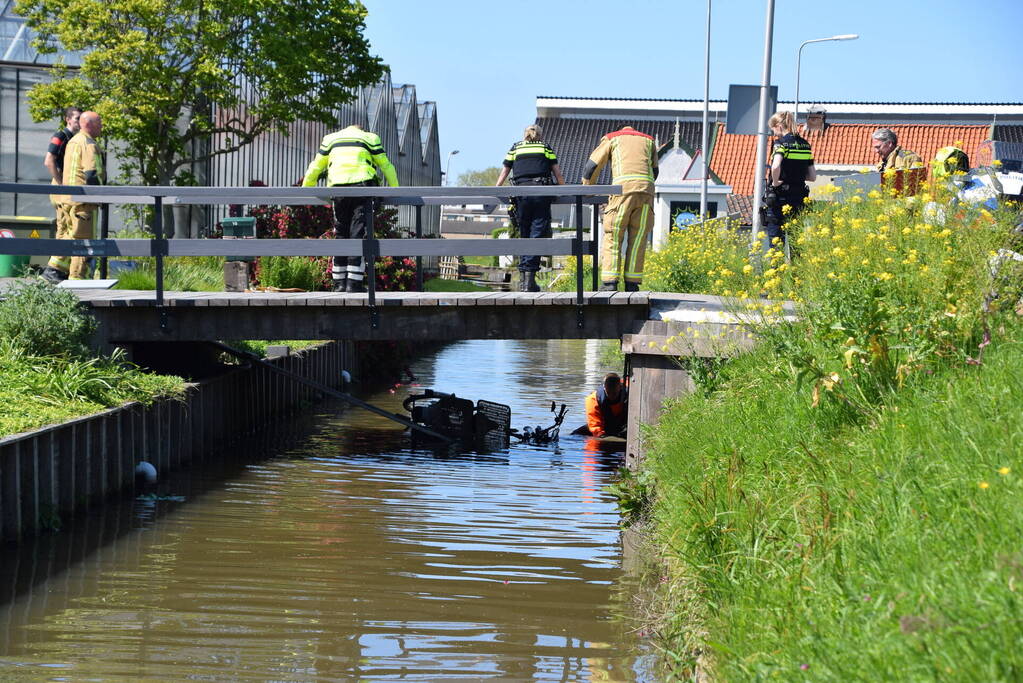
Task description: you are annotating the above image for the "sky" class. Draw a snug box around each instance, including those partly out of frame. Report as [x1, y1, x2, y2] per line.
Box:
[362, 0, 1023, 182]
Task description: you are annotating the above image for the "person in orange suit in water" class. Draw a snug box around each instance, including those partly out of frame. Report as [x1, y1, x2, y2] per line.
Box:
[581, 373, 628, 438]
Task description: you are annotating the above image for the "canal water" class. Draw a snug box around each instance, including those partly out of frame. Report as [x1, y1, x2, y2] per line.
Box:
[0, 340, 653, 681]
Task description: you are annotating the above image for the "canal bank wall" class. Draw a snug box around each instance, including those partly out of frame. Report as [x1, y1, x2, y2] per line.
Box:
[0, 341, 354, 544]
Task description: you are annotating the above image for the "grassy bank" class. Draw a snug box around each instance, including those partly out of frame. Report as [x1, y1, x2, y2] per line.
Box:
[633, 180, 1023, 679]
[0, 282, 184, 438]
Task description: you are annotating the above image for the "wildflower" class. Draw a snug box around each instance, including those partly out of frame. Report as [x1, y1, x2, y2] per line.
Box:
[742, 264, 753, 274]
[999, 467, 1011, 476]
[979, 481, 990, 490]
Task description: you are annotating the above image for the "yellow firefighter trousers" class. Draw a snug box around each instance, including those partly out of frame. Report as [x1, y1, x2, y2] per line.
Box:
[601, 191, 653, 284]
[48, 203, 96, 279]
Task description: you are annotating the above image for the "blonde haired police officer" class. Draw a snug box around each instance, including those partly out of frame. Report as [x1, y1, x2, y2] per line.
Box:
[302, 124, 398, 293]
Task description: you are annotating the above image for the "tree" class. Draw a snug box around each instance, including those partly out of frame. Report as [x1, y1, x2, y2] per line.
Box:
[16, 0, 386, 186]
[457, 167, 502, 187]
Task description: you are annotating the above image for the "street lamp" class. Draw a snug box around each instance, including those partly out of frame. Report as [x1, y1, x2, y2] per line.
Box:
[794, 34, 858, 124]
[444, 149, 460, 186]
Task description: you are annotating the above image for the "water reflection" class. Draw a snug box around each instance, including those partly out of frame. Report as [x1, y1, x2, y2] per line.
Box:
[0, 340, 652, 681]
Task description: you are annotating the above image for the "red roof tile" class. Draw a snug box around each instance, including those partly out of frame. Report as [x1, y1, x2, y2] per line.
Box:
[709, 122, 991, 196]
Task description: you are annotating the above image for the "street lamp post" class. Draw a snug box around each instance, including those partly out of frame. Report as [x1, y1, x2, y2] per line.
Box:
[444, 149, 460, 186]
[794, 34, 858, 124]
[699, 0, 712, 220]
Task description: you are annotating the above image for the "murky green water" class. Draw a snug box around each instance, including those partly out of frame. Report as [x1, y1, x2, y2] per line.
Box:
[0, 340, 652, 681]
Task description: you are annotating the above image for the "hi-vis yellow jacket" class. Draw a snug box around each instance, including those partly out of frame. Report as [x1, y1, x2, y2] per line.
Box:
[302, 125, 398, 188]
[580, 126, 658, 194]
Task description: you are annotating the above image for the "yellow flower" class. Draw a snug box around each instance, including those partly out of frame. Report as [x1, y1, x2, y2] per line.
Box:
[979, 481, 990, 490]
[742, 264, 753, 274]
[999, 467, 1010, 476]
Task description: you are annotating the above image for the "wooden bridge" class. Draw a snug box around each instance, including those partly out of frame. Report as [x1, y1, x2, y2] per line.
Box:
[0, 183, 763, 465]
[74, 289, 740, 343]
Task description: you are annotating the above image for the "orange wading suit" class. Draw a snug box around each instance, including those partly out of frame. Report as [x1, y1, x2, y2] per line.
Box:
[49, 130, 103, 279]
[585, 385, 628, 438]
[581, 126, 658, 286]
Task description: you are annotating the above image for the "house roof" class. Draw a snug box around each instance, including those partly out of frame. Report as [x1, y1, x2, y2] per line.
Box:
[995, 125, 1023, 144]
[534, 116, 706, 186]
[709, 122, 992, 196]
[537, 96, 1023, 118]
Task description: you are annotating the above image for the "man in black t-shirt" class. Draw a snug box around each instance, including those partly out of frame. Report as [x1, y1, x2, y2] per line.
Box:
[42, 107, 83, 283]
[44, 106, 82, 185]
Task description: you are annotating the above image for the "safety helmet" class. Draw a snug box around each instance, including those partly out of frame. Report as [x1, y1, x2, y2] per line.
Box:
[932, 146, 969, 177]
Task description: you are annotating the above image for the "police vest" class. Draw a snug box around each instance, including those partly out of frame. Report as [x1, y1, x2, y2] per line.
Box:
[772, 133, 814, 187]
[504, 140, 558, 184]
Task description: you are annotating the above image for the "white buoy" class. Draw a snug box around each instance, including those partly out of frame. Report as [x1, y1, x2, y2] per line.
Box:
[135, 461, 157, 483]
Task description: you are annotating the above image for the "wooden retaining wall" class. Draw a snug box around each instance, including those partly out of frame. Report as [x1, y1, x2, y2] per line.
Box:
[0, 341, 354, 544]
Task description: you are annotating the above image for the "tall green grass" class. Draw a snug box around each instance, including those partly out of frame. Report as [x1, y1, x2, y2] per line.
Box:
[636, 180, 1023, 679]
[646, 322, 1023, 680]
[0, 281, 184, 437]
[114, 255, 224, 291]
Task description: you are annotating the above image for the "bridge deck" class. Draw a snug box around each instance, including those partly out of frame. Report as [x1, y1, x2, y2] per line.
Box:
[71, 290, 741, 343]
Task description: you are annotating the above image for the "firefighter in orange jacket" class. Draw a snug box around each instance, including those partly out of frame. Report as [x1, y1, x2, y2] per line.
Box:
[581, 126, 658, 292]
[585, 373, 628, 438]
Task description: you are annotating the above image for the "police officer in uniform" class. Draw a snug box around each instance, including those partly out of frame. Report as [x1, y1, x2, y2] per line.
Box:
[302, 124, 398, 293]
[495, 124, 564, 292]
[45, 111, 104, 282]
[581, 125, 658, 292]
[40, 106, 82, 283]
[763, 111, 816, 251]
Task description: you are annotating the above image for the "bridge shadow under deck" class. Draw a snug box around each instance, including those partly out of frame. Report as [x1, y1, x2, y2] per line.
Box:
[73, 290, 744, 343]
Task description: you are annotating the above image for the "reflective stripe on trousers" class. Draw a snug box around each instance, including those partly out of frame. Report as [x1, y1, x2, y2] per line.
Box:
[600, 192, 653, 283]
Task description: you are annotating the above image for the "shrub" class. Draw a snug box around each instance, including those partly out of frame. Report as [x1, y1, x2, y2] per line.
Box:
[0, 281, 96, 357]
[642, 217, 749, 293]
[256, 256, 326, 291]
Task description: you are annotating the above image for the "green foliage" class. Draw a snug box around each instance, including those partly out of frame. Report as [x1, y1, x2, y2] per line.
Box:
[457, 167, 502, 186]
[113, 256, 224, 291]
[605, 466, 654, 528]
[0, 280, 96, 356]
[423, 277, 485, 292]
[223, 339, 324, 358]
[16, 0, 385, 185]
[640, 184, 1023, 677]
[642, 218, 749, 293]
[0, 338, 184, 437]
[256, 256, 323, 291]
[544, 255, 594, 292]
[647, 325, 1023, 680]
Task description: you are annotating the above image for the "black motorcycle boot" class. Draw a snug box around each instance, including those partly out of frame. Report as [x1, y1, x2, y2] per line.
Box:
[525, 271, 540, 293]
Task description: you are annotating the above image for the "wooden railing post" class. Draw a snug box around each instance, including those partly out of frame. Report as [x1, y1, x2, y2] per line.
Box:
[153, 196, 165, 309]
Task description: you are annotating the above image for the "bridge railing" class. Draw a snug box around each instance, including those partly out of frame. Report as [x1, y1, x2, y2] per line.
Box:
[0, 184, 619, 311]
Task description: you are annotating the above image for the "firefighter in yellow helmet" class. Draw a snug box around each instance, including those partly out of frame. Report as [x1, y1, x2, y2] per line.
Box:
[581, 126, 658, 291]
[932, 146, 969, 179]
[302, 124, 398, 293]
[42, 110, 103, 283]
